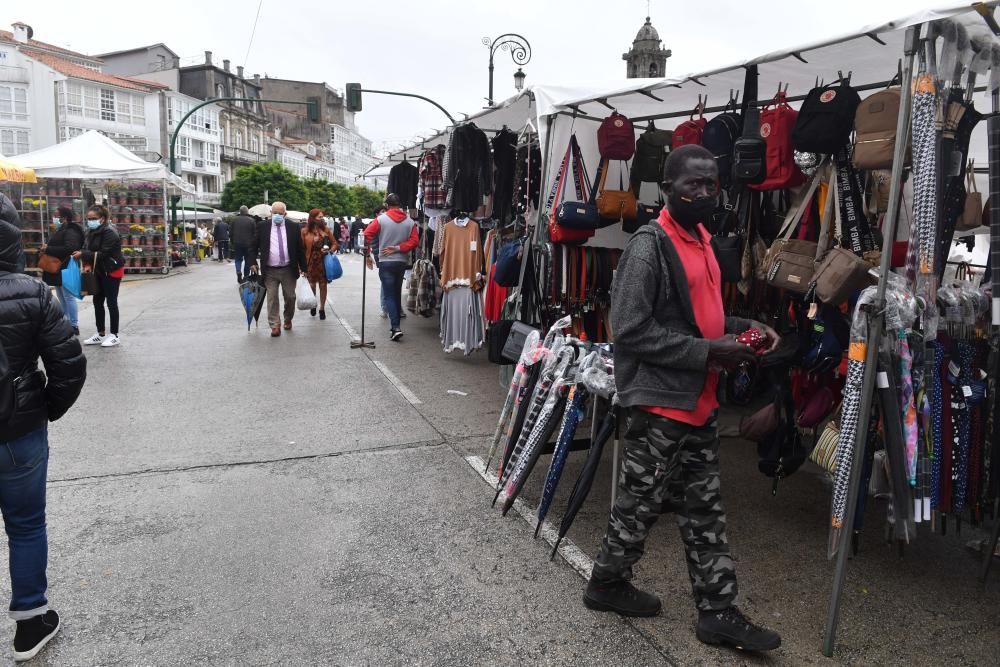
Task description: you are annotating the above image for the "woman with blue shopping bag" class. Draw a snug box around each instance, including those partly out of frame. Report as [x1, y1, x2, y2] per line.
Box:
[38, 207, 84, 336]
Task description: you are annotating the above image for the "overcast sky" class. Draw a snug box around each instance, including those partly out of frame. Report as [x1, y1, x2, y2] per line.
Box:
[14, 0, 951, 153]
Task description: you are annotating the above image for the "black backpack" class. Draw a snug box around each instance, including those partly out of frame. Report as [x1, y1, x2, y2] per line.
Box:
[0, 275, 13, 423]
[792, 82, 862, 155]
[702, 104, 743, 188]
[630, 124, 673, 191]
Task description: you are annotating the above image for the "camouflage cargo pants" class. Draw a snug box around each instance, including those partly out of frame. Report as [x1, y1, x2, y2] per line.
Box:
[591, 408, 738, 611]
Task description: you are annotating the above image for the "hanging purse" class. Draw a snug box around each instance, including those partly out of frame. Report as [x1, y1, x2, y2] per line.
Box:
[810, 170, 876, 304]
[810, 410, 840, 474]
[595, 159, 638, 226]
[710, 189, 744, 283]
[628, 200, 661, 234]
[956, 159, 982, 232]
[548, 136, 597, 244]
[762, 166, 825, 293]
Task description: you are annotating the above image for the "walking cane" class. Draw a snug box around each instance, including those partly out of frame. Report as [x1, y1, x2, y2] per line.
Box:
[350, 248, 376, 350]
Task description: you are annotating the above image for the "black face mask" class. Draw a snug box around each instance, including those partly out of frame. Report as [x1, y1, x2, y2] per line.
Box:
[668, 193, 717, 227]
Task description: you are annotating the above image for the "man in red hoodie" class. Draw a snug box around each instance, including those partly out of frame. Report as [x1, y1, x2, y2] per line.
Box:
[363, 194, 419, 341]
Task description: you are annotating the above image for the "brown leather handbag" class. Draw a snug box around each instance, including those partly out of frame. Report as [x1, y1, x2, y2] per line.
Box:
[595, 159, 638, 226]
[37, 252, 63, 274]
[956, 160, 982, 232]
[762, 166, 825, 294]
[812, 246, 876, 304]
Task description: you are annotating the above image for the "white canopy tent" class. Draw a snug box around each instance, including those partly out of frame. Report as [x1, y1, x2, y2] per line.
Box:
[371, 2, 1000, 658]
[10, 130, 191, 191]
[376, 2, 998, 248]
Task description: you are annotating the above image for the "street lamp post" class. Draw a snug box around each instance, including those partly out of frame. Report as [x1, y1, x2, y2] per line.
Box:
[483, 33, 532, 106]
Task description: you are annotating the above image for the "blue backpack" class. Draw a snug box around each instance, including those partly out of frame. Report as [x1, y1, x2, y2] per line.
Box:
[493, 239, 523, 287]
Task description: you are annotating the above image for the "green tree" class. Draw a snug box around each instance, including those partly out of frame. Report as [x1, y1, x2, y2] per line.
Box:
[302, 178, 358, 217]
[220, 162, 306, 211]
[349, 185, 386, 218]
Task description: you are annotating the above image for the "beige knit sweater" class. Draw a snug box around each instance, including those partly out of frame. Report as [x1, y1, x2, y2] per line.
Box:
[438, 219, 483, 290]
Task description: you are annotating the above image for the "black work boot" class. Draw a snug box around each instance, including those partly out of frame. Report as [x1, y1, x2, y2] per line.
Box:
[583, 578, 662, 617]
[696, 606, 781, 652]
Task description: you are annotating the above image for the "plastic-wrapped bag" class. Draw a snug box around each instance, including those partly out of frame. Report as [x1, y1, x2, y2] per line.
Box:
[295, 276, 318, 310]
[324, 253, 343, 282]
[61, 257, 82, 300]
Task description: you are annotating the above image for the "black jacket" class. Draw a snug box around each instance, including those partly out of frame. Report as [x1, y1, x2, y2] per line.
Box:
[387, 162, 419, 209]
[230, 215, 256, 248]
[0, 220, 86, 441]
[42, 222, 85, 288]
[444, 123, 493, 212]
[82, 225, 125, 275]
[250, 219, 307, 275]
[213, 220, 230, 242]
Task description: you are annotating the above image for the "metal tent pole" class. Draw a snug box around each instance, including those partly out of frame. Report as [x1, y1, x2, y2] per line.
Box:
[822, 23, 922, 658]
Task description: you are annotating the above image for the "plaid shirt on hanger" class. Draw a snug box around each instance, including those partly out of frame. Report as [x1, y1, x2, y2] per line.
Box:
[421, 146, 447, 209]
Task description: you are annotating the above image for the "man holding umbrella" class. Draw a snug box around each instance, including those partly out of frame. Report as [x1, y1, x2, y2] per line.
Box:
[249, 202, 307, 338]
[583, 145, 782, 653]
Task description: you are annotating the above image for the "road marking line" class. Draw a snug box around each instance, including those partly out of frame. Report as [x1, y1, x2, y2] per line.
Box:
[372, 359, 422, 405]
[465, 454, 594, 580]
[336, 314, 360, 341]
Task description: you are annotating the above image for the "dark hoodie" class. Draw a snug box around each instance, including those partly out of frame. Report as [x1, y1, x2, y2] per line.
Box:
[0, 220, 86, 441]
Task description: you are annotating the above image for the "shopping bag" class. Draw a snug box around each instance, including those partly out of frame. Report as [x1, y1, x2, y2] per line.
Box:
[295, 276, 318, 310]
[324, 253, 343, 282]
[62, 257, 82, 300]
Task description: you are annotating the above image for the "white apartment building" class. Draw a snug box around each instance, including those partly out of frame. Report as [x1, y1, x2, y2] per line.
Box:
[269, 135, 336, 183]
[166, 93, 222, 204]
[330, 123, 377, 187]
[0, 22, 163, 159]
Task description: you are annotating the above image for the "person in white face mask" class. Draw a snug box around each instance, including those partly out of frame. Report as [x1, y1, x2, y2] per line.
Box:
[73, 206, 126, 348]
[249, 202, 307, 337]
[39, 207, 85, 335]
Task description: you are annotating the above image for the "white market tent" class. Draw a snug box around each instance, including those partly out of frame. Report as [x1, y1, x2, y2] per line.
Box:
[10, 130, 190, 191]
[378, 1, 998, 248]
[373, 1, 1000, 657]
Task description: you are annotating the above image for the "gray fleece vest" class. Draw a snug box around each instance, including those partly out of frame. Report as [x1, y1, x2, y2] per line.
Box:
[376, 212, 415, 264]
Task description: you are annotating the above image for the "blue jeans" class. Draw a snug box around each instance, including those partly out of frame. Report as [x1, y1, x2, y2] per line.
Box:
[378, 263, 406, 330]
[0, 426, 49, 620]
[53, 285, 78, 328]
[233, 245, 251, 279]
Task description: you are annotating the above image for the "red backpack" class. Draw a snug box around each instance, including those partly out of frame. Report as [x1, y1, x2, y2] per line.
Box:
[750, 92, 805, 191]
[597, 112, 636, 160]
[672, 109, 706, 149]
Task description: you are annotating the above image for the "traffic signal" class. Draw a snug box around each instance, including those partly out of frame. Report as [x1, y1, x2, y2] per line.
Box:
[346, 83, 362, 113]
[306, 97, 320, 122]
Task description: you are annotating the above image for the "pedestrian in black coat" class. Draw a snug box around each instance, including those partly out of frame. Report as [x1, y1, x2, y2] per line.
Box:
[0, 218, 85, 660]
[40, 207, 85, 333]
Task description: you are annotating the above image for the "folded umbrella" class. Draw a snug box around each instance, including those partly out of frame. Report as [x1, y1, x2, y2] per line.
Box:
[238, 271, 266, 330]
[551, 406, 618, 559]
[535, 384, 589, 536]
[500, 347, 576, 515]
[485, 329, 546, 470]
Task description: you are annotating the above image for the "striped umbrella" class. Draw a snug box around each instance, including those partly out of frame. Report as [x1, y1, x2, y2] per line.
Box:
[494, 343, 570, 503]
[485, 328, 545, 469]
[500, 347, 576, 513]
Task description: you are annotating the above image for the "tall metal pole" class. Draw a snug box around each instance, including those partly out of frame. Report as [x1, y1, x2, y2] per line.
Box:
[822, 23, 922, 658]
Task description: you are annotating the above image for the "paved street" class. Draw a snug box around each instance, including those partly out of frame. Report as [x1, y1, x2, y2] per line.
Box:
[3, 256, 998, 665]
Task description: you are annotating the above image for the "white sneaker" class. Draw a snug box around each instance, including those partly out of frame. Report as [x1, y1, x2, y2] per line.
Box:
[82, 334, 104, 346]
[100, 334, 121, 347]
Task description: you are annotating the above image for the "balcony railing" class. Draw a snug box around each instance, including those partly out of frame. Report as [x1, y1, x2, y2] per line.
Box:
[221, 145, 266, 165]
